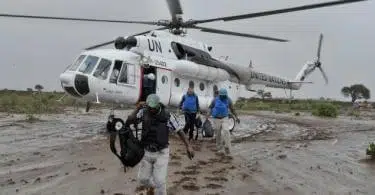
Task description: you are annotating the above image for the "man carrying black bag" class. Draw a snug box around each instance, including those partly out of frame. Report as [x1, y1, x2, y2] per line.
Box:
[124, 94, 194, 195]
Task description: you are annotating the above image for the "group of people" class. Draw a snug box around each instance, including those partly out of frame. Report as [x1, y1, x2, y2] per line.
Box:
[123, 86, 240, 195]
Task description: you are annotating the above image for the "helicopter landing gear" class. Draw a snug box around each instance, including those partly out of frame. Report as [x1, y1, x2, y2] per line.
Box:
[106, 109, 125, 132]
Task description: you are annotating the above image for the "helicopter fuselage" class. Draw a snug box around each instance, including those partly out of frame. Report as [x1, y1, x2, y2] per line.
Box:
[59, 30, 319, 111]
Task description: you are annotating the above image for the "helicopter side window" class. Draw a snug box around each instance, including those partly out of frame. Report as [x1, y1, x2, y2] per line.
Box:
[93, 58, 112, 80]
[78, 55, 99, 74]
[118, 62, 135, 85]
[68, 55, 86, 71]
[110, 60, 123, 83]
[189, 81, 194, 88]
[118, 63, 128, 84]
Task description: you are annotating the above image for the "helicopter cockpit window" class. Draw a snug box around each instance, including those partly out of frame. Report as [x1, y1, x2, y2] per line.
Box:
[69, 55, 86, 71]
[78, 55, 99, 74]
[93, 58, 112, 80]
[118, 63, 128, 83]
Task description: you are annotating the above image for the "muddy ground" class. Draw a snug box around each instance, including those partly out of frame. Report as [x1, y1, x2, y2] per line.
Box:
[1, 108, 375, 195]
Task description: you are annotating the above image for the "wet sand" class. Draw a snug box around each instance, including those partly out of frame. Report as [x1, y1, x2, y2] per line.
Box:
[1, 108, 375, 194]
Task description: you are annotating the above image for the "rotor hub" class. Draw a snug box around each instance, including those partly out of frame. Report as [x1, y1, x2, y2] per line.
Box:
[315, 61, 322, 68]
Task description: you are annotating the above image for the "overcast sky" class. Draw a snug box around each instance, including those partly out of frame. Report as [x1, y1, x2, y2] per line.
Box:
[0, 0, 374, 101]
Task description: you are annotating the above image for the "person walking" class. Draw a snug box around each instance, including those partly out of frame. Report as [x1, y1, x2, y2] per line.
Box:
[125, 94, 194, 195]
[207, 88, 240, 155]
[179, 87, 200, 141]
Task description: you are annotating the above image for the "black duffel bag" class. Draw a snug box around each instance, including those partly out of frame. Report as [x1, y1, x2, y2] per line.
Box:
[109, 126, 144, 171]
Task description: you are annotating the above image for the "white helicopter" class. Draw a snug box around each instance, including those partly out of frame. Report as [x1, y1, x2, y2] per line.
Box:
[0, 0, 367, 132]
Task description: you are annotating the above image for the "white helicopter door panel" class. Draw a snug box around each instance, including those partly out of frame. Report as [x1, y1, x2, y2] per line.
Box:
[156, 68, 171, 105]
[116, 62, 139, 103]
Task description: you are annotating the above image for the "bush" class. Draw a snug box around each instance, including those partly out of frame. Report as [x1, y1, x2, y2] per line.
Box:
[366, 142, 375, 158]
[348, 109, 360, 118]
[312, 103, 338, 118]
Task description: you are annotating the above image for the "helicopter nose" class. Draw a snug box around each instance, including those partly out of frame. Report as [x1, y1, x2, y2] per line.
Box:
[59, 72, 90, 97]
[74, 74, 90, 96]
[60, 72, 81, 97]
[60, 72, 74, 86]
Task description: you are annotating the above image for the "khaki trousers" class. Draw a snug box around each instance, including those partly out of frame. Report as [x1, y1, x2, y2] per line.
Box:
[137, 148, 169, 195]
[213, 118, 231, 154]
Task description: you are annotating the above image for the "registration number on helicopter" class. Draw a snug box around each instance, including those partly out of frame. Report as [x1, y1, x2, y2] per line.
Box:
[154, 60, 166, 67]
[104, 89, 123, 94]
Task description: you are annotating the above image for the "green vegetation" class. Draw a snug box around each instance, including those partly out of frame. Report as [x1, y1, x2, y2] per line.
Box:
[0, 88, 370, 120]
[234, 98, 356, 118]
[366, 142, 375, 158]
[311, 102, 338, 118]
[347, 109, 360, 118]
[0, 89, 120, 115]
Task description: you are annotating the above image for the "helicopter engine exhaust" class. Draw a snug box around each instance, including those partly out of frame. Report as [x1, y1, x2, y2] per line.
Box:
[114, 36, 137, 50]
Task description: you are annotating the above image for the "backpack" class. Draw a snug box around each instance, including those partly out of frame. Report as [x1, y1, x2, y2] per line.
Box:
[195, 115, 203, 129]
[202, 118, 214, 137]
[109, 126, 145, 171]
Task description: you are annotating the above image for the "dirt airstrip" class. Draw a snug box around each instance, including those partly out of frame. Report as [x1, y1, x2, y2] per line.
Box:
[1, 108, 375, 195]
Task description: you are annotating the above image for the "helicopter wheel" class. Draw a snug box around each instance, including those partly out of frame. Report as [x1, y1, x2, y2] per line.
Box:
[107, 117, 125, 132]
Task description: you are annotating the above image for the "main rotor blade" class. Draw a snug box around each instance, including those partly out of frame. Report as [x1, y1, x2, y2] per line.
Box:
[194, 26, 288, 42]
[318, 66, 329, 84]
[84, 27, 168, 50]
[192, 0, 367, 25]
[85, 40, 116, 50]
[165, 0, 183, 22]
[317, 33, 323, 61]
[0, 13, 160, 25]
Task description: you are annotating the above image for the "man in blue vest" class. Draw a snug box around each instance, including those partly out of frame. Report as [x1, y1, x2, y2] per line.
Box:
[179, 87, 200, 141]
[207, 88, 240, 155]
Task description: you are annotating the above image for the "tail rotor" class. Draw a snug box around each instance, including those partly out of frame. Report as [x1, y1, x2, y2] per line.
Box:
[315, 33, 328, 84]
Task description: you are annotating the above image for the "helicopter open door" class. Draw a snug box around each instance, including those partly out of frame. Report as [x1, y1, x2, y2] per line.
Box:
[140, 66, 157, 102]
[156, 68, 172, 105]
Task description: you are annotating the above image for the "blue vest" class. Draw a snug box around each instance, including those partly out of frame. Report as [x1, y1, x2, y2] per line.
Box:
[212, 97, 229, 118]
[182, 94, 197, 113]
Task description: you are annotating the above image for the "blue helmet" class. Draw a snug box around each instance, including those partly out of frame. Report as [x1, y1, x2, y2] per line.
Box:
[218, 88, 227, 96]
